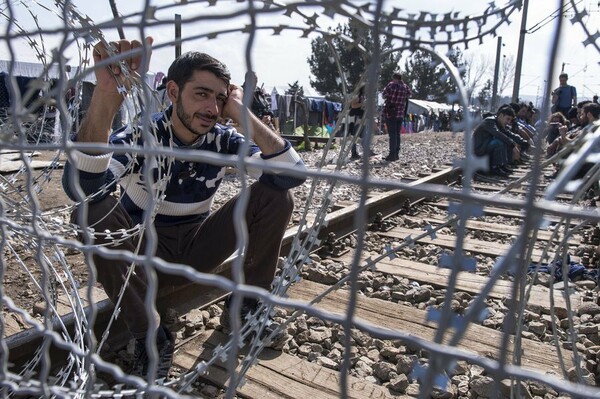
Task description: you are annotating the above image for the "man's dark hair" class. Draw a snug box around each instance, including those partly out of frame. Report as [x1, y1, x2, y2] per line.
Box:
[518, 102, 531, 112]
[497, 106, 516, 118]
[559, 73, 568, 80]
[392, 73, 402, 80]
[577, 100, 592, 109]
[567, 107, 578, 120]
[167, 52, 231, 90]
[583, 102, 600, 119]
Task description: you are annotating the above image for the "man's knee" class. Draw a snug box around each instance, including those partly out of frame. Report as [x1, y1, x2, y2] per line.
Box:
[70, 195, 133, 240]
[252, 183, 294, 219]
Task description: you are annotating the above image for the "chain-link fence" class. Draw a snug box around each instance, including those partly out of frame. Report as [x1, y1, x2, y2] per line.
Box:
[1, 0, 600, 398]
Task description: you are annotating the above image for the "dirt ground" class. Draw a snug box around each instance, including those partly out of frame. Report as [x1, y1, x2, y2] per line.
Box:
[1, 150, 89, 335]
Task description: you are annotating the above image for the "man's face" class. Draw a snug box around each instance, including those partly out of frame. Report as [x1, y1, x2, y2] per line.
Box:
[517, 106, 528, 119]
[580, 110, 592, 126]
[497, 114, 513, 128]
[171, 70, 228, 143]
[559, 77, 568, 86]
[261, 114, 272, 125]
[578, 108, 587, 125]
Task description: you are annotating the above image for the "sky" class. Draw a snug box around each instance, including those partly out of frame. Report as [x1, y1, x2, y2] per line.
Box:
[0, 0, 598, 105]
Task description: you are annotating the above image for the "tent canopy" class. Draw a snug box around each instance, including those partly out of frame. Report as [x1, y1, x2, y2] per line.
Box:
[406, 99, 454, 115]
[270, 85, 321, 98]
[0, 59, 158, 87]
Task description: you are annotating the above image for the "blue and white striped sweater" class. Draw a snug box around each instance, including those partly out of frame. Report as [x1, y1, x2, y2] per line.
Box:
[62, 108, 306, 226]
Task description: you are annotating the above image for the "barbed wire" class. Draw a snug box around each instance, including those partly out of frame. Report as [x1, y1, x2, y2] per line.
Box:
[0, 0, 599, 398]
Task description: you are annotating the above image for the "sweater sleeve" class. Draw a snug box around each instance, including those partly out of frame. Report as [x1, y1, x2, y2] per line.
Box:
[248, 140, 307, 190]
[61, 125, 136, 202]
[62, 149, 119, 202]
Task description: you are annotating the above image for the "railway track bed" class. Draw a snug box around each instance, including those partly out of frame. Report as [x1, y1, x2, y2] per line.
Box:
[5, 159, 600, 398]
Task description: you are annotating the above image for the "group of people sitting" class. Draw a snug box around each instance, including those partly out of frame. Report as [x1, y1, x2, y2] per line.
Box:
[544, 101, 600, 179]
[473, 102, 537, 178]
[473, 100, 600, 180]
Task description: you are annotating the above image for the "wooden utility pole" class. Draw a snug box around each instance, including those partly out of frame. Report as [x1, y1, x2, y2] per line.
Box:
[512, 0, 530, 103]
[175, 14, 181, 59]
[491, 36, 502, 111]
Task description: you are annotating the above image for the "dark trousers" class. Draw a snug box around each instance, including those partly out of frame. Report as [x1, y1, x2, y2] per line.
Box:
[72, 182, 294, 339]
[485, 138, 509, 168]
[386, 117, 403, 160]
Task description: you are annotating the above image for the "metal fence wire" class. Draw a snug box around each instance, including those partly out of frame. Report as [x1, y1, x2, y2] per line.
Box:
[1, 0, 600, 398]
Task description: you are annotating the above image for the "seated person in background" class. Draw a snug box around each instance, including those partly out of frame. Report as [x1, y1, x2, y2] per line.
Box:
[261, 110, 277, 132]
[566, 107, 580, 129]
[547, 101, 595, 157]
[509, 103, 535, 154]
[556, 102, 600, 181]
[544, 112, 568, 145]
[515, 102, 538, 139]
[473, 106, 520, 178]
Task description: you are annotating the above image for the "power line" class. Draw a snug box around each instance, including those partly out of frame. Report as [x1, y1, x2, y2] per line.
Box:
[527, 0, 582, 34]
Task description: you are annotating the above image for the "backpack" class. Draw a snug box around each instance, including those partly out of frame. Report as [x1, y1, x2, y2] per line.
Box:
[250, 87, 272, 117]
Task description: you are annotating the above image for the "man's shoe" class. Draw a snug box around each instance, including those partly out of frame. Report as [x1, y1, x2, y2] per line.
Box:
[490, 167, 510, 178]
[131, 324, 174, 381]
[350, 152, 361, 160]
[499, 166, 512, 175]
[221, 296, 288, 350]
[384, 155, 397, 162]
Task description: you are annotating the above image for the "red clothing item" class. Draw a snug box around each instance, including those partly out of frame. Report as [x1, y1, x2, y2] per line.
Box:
[382, 79, 412, 119]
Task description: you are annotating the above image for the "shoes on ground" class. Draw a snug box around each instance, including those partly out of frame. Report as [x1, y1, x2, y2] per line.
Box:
[384, 155, 398, 162]
[131, 324, 174, 381]
[498, 165, 513, 175]
[490, 167, 510, 178]
[220, 296, 288, 350]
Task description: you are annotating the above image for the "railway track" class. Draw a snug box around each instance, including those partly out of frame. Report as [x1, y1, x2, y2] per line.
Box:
[6, 161, 600, 398]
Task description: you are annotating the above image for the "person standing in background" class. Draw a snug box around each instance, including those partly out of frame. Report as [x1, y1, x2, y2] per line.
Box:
[551, 73, 577, 118]
[382, 73, 412, 162]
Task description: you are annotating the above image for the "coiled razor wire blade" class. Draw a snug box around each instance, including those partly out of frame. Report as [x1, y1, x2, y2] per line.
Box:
[0, 0, 598, 398]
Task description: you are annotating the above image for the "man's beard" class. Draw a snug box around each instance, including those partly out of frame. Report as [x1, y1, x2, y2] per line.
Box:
[176, 95, 216, 137]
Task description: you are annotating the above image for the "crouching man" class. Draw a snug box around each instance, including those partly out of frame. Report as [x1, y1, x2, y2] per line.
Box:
[62, 37, 306, 381]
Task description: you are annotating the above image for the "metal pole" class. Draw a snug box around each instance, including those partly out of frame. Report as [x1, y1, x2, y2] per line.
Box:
[512, 0, 529, 103]
[175, 14, 182, 59]
[108, 0, 125, 40]
[491, 36, 502, 111]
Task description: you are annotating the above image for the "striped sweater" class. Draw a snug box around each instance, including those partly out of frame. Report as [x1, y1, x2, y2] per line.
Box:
[62, 108, 306, 226]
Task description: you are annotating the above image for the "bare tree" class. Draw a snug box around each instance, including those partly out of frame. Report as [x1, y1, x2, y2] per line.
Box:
[463, 52, 492, 105]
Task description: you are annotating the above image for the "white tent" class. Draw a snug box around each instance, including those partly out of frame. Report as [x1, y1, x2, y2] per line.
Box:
[0, 59, 158, 88]
[269, 85, 321, 98]
[406, 99, 454, 115]
[0, 60, 80, 80]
